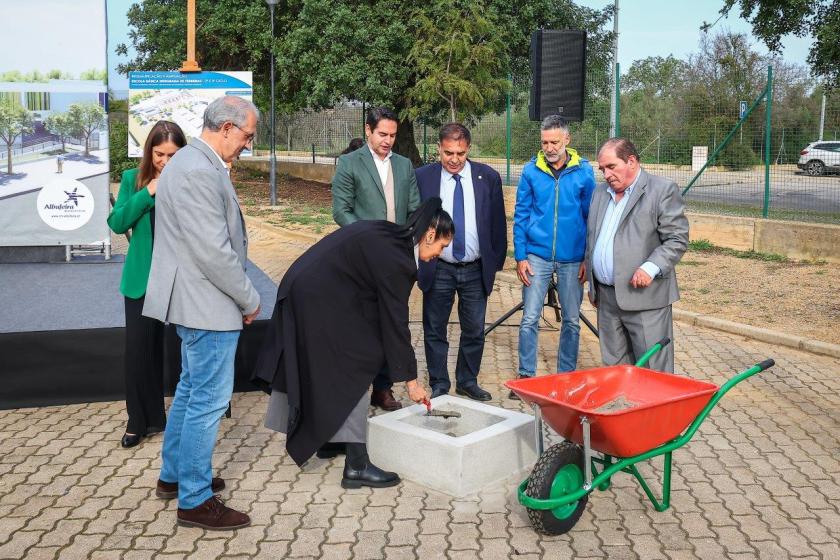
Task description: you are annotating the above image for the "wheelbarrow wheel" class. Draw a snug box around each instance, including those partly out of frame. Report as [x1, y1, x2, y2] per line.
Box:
[525, 441, 588, 535]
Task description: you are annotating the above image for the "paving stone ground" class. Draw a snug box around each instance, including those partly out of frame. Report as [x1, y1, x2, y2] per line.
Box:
[2, 224, 839, 559]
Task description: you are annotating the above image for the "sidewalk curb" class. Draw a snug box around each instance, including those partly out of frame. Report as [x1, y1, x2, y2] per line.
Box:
[493, 271, 840, 360]
[244, 214, 322, 244]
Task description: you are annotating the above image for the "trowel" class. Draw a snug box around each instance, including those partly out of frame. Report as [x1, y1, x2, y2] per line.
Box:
[422, 398, 461, 419]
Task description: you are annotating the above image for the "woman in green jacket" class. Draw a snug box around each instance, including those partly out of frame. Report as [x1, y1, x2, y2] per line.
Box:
[108, 120, 187, 448]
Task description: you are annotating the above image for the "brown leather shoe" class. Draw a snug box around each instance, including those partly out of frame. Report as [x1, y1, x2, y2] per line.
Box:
[157, 477, 225, 500]
[370, 389, 402, 411]
[177, 496, 250, 530]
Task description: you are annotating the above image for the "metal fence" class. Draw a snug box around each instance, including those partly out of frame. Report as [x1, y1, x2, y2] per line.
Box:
[256, 67, 840, 224]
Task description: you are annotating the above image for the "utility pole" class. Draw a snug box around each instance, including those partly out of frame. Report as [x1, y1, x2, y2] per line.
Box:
[609, 0, 619, 138]
[179, 0, 201, 72]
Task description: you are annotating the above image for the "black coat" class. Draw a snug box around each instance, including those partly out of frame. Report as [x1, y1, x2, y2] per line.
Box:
[252, 220, 418, 465]
[414, 161, 507, 296]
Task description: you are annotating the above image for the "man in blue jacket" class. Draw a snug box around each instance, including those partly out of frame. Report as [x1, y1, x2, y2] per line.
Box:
[511, 115, 596, 398]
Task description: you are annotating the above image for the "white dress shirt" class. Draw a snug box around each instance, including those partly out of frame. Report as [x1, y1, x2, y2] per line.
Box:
[592, 170, 660, 285]
[439, 161, 480, 263]
[368, 145, 392, 186]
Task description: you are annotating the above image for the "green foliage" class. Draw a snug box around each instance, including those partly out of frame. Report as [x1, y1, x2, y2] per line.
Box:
[79, 68, 107, 82]
[713, 0, 840, 89]
[0, 100, 33, 174]
[108, 115, 134, 182]
[44, 112, 75, 151]
[687, 238, 789, 261]
[405, 0, 508, 123]
[715, 139, 761, 170]
[67, 102, 106, 156]
[116, 0, 614, 164]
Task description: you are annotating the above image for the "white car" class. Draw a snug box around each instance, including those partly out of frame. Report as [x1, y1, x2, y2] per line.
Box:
[798, 141, 840, 176]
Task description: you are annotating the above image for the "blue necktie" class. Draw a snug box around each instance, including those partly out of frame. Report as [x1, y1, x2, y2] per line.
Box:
[452, 173, 465, 261]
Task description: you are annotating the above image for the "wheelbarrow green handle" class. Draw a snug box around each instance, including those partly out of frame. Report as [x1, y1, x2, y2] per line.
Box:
[634, 338, 671, 368]
[518, 357, 775, 511]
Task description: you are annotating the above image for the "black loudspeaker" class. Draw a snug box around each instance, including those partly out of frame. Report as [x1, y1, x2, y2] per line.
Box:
[529, 30, 587, 122]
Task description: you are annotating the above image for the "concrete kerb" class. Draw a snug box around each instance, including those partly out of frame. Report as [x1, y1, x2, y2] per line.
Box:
[244, 214, 840, 360]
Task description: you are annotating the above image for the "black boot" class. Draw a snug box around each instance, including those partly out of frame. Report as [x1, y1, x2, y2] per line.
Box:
[341, 443, 400, 489]
[316, 442, 346, 459]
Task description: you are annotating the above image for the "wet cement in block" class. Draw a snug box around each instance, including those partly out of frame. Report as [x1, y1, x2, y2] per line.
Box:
[398, 403, 505, 437]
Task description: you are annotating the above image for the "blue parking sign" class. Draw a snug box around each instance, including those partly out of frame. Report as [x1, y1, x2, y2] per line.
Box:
[739, 101, 747, 119]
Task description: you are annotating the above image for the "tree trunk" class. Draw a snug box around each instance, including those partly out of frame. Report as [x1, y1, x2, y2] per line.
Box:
[393, 118, 422, 167]
[84, 134, 90, 157]
[6, 145, 11, 175]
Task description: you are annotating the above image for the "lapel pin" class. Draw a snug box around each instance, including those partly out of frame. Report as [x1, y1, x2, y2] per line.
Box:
[478, 175, 483, 180]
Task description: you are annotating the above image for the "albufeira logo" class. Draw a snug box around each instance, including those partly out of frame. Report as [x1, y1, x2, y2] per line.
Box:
[37, 178, 94, 231]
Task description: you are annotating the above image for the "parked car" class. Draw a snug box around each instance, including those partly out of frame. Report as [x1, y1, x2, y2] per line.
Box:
[797, 141, 840, 176]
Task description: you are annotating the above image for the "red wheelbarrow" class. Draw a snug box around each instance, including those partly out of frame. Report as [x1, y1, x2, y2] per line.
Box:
[505, 338, 775, 535]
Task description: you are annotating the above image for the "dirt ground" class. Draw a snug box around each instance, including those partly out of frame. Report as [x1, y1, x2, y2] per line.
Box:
[231, 169, 840, 346]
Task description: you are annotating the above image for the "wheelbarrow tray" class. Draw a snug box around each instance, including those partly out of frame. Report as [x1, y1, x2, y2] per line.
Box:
[506, 365, 718, 457]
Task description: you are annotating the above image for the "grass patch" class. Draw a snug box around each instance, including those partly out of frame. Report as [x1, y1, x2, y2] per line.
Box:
[687, 238, 789, 262]
[678, 260, 705, 266]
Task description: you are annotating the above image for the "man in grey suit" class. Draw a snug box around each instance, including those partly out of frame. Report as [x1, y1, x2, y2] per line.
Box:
[144, 96, 260, 530]
[585, 138, 689, 372]
[331, 106, 420, 412]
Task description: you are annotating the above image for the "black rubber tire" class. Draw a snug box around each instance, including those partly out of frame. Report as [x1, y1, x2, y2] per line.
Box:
[806, 160, 825, 176]
[524, 441, 588, 535]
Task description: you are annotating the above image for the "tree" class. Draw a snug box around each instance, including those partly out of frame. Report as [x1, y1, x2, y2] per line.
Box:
[706, 0, 840, 89]
[116, 0, 614, 166]
[80, 68, 108, 82]
[44, 112, 75, 152]
[67, 102, 106, 156]
[0, 100, 33, 174]
[406, 0, 509, 123]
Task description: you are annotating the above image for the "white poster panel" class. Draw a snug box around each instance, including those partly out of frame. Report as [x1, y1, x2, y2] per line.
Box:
[128, 71, 253, 157]
[0, 0, 109, 247]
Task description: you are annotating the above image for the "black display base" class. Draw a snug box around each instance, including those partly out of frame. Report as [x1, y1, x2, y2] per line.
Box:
[0, 321, 268, 410]
[0, 246, 66, 263]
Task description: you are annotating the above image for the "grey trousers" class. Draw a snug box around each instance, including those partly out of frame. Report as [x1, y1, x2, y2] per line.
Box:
[264, 390, 368, 443]
[596, 284, 674, 372]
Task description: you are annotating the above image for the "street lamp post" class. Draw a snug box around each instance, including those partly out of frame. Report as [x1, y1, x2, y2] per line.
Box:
[266, 0, 279, 206]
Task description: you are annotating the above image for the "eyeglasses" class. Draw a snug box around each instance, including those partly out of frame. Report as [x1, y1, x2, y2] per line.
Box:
[231, 123, 255, 143]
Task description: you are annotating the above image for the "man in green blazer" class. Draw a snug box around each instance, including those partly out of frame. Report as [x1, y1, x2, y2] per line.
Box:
[331, 107, 421, 412]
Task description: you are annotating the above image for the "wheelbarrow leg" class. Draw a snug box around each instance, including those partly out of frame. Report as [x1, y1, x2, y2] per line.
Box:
[580, 416, 593, 490]
[532, 404, 544, 456]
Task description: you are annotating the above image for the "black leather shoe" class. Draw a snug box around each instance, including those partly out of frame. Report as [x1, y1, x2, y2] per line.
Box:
[431, 387, 448, 399]
[456, 384, 492, 401]
[316, 442, 346, 459]
[121, 433, 142, 448]
[341, 463, 401, 489]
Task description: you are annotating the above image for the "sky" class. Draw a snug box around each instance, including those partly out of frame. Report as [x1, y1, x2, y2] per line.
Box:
[0, 0, 107, 77]
[99, 0, 814, 96]
[577, 0, 812, 70]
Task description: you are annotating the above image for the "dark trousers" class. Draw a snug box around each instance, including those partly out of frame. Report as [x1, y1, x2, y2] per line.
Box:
[371, 367, 393, 392]
[124, 296, 167, 434]
[422, 260, 488, 391]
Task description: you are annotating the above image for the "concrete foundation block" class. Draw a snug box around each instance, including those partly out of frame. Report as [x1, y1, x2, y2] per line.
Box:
[368, 395, 537, 497]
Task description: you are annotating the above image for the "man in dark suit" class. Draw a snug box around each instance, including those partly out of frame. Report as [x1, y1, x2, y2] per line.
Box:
[331, 106, 421, 411]
[416, 123, 507, 400]
[585, 138, 689, 372]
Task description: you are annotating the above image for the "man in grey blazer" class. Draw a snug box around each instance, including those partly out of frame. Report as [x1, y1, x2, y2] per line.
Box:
[585, 138, 689, 372]
[331, 106, 420, 412]
[144, 96, 260, 530]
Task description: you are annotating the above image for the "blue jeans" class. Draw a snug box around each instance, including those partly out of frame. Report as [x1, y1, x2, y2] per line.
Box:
[423, 260, 487, 392]
[518, 255, 583, 376]
[160, 326, 240, 509]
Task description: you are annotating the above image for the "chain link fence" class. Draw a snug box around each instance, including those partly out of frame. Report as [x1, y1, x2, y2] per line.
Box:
[255, 68, 840, 224]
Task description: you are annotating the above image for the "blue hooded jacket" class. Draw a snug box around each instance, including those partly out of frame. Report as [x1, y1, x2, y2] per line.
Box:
[513, 148, 596, 263]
